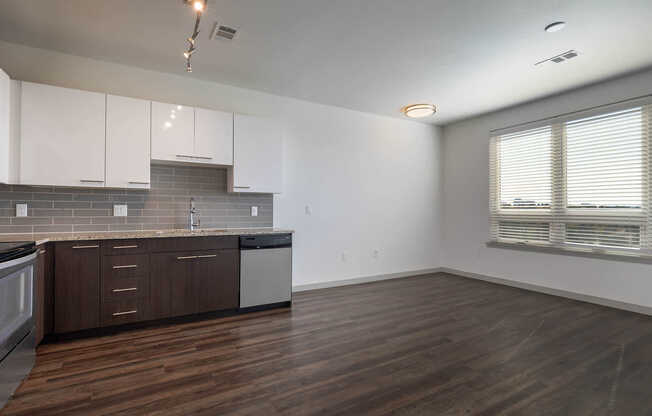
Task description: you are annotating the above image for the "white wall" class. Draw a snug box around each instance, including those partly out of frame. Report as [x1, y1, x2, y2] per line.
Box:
[0, 40, 443, 288]
[442, 68, 652, 308]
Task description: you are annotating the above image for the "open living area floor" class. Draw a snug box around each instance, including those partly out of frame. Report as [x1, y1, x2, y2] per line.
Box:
[2, 272, 652, 416]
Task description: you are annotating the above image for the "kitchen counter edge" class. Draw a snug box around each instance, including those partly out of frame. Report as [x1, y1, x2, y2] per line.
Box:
[0, 228, 295, 246]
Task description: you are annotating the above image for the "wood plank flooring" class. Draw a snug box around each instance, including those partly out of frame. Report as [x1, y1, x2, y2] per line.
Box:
[3, 272, 652, 415]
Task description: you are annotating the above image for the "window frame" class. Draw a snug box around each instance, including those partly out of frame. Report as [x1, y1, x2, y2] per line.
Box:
[489, 97, 651, 256]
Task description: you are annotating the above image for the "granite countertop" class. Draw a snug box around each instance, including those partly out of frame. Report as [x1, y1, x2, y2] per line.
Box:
[0, 228, 294, 246]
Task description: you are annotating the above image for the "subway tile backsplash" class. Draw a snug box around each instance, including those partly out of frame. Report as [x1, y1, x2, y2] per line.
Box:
[0, 165, 273, 234]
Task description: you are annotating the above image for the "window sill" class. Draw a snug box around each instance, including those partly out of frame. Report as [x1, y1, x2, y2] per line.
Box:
[485, 241, 652, 265]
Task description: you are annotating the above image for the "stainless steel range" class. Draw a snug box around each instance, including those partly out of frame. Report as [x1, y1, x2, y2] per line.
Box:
[0, 241, 37, 410]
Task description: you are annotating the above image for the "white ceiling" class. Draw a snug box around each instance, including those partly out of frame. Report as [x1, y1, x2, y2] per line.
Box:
[0, 0, 651, 125]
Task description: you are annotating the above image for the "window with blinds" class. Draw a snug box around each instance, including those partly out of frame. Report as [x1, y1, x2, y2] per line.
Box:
[489, 99, 651, 255]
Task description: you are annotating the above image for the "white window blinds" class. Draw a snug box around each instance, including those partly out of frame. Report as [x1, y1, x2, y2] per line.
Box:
[489, 100, 652, 255]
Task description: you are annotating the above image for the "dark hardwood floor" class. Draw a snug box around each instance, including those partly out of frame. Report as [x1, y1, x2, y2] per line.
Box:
[3, 272, 652, 415]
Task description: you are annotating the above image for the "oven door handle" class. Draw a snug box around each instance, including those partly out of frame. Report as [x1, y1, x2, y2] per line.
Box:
[0, 251, 38, 280]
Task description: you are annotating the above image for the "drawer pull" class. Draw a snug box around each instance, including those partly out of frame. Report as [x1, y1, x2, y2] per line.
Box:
[177, 255, 198, 260]
[112, 310, 137, 316]
[72, 245, 99, 249]
[128, 181, 150, 185]
[196, 254, 217, 258]
[112, 287, 138, 293]
[113, 245, 138, 249]
[112, 264, 138, 269]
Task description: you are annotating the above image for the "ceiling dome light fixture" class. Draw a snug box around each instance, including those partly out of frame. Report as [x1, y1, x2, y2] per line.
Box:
[402, 103, 436, 118]
[544, 21, 566, 33]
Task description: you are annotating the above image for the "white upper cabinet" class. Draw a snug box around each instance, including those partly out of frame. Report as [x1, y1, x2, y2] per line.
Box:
[231, 114, 283, 194]
[151, 102, 233, 166]
[194, 107, 233, 165]
[20, 82, 106, 187]
[106, 95, 151, 189]
[151, 101, 194, 163]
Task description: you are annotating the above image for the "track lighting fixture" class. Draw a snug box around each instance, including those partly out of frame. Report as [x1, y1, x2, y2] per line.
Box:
[182, 0, 206, 73]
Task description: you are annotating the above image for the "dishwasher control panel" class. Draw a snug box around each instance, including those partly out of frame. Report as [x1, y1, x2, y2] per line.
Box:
[240, 234, 292, 250]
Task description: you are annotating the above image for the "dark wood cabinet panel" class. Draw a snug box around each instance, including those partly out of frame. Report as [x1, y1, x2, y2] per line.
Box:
[101, 239, 149, 255]
[35, 245, 46, 344]
[54, 242, 101, 333]
[42, 245, 54, 338]
[102, 254, 149, 280]
[196, 249, 239, 313]
[150, 249, 239, 319]
[102, 275, 149, 302]
[149, 236, 238, 252]
[101, 298, 147, 327]
[170, 254, 197, 317]
[149, 252, 189, 319]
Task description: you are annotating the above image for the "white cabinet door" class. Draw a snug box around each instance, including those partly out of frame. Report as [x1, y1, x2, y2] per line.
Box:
[151, 101, 194, 163]
[20, 82, 106, 187]
[232, 114, 283, 193]
[106, 95, 151, 189]
[194, 107, 233, 165]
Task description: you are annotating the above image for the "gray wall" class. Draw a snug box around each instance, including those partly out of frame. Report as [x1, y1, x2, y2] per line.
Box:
[0, 164, 272, 235]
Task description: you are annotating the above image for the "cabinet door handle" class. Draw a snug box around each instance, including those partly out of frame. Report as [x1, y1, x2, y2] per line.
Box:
[196, 254, 217, 258]
[112, 264, 138, 269]
[233, 186, 251, 189]
[72, 245, 99, 249]
[112, 310, 137, 316]
[112, 287, 138, 293]
[175, 154, 212, 160]
[113, 245, 138, 249]
[80, 179, 104, 183]
[128, 181, 150, 185]
[177, 255, 198, 260]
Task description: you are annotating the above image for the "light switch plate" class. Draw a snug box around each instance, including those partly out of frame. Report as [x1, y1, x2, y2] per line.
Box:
[113, 204, 128, 217]
[15, 203, 27, 217]
[251, 206, 258, 217]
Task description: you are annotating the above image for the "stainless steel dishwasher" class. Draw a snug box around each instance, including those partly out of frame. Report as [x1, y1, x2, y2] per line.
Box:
[240, 234, 292, 309]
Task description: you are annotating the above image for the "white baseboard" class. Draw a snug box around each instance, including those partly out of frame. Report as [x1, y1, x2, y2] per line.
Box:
[293, 266, 652, 316]
[292, 267, 440, 292]
[439, 267, 652, 316]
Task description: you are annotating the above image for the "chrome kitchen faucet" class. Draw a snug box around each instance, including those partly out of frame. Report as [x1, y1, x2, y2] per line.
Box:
[189, 197, 200, 230]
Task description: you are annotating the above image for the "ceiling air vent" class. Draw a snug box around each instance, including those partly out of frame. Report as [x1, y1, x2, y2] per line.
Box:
[210, 22, 238, 40]
[535, 50, 580, 66]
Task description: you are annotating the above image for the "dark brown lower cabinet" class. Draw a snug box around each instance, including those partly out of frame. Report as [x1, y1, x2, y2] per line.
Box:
[150, 249, 239, 320]
[54, 242, 101, 333]
[196, 249, 239, 313]
[150, 252, 188, 319]
[35, 245, 46, 344]
[51, 237, 240, 334]
[43, 245, 54, 337]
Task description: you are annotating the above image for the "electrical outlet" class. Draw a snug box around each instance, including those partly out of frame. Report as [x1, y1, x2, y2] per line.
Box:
[341, 253, 347, 262]
[373, 249, 379, 259]
[113, 204, 128, 217]
[305, 205, 312, 216]
[251, 206, 258, 217]
[15, 203, 27, 217]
